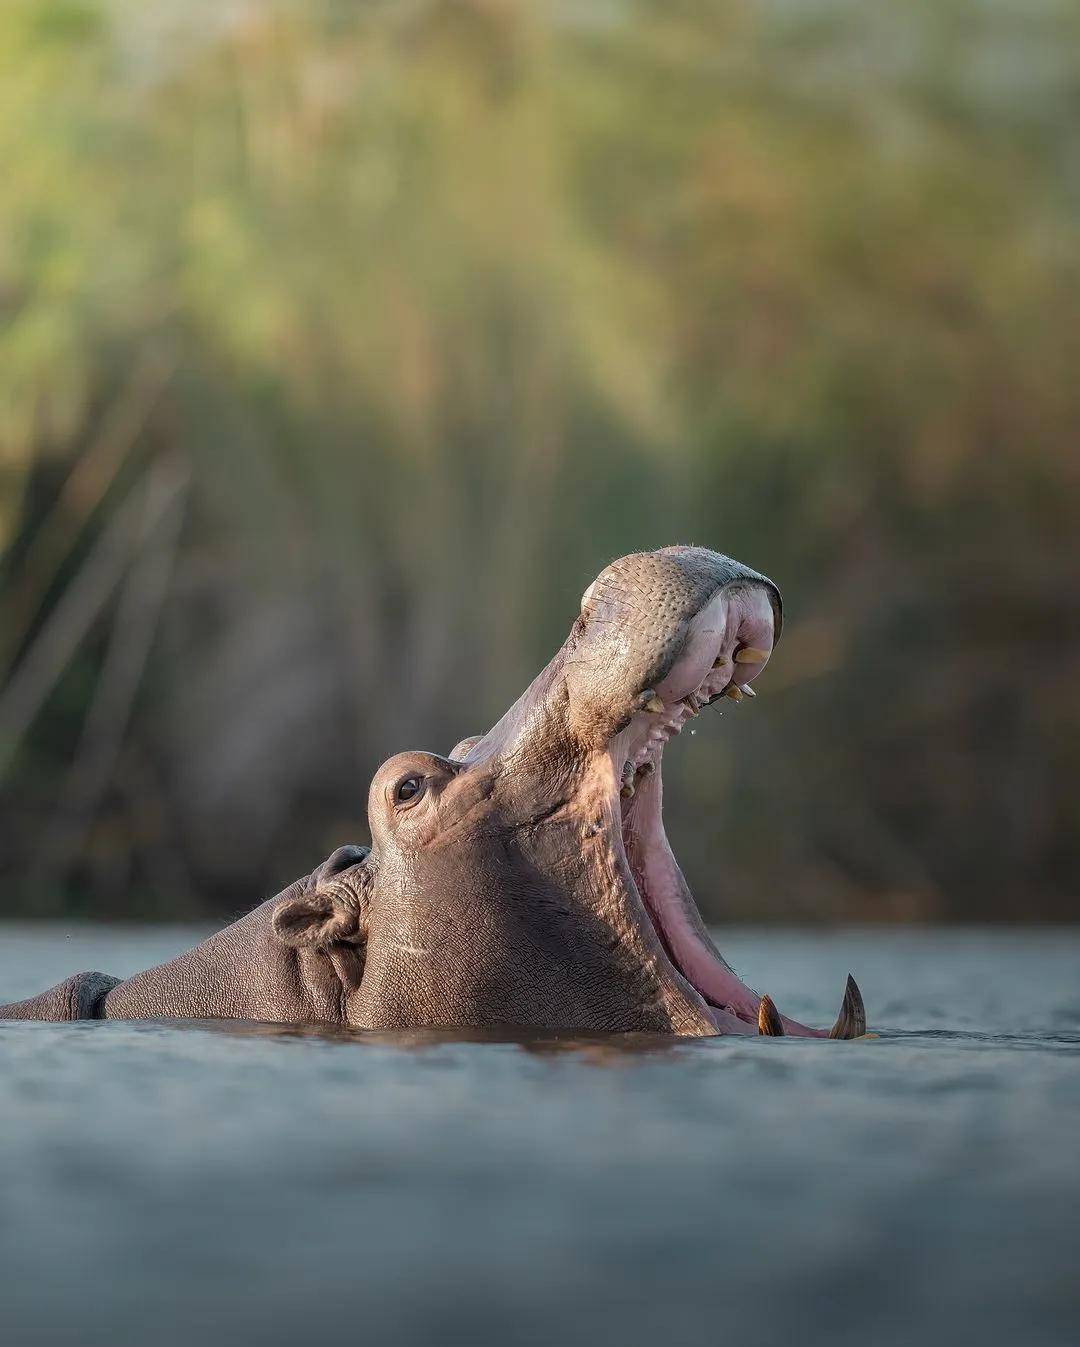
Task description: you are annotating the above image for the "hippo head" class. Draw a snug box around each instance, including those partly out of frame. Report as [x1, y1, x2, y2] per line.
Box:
[272, 546, 865, 1038]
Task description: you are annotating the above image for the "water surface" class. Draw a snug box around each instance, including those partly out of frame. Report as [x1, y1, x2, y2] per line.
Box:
[1, 925, 1077, 1346]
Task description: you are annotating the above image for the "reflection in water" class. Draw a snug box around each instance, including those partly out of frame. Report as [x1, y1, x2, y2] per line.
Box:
[175, 1017, 689, 1060]
[172, 1016, 1080, 1057]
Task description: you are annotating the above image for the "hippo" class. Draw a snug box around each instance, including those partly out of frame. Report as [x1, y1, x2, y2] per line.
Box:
[0, 546, 865, 1038]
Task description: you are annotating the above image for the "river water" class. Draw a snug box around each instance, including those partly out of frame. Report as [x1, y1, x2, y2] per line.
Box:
[1, 924, 1078, 1347]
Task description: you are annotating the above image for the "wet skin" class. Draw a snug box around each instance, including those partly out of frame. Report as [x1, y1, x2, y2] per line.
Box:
[0, 547, 865, 1038]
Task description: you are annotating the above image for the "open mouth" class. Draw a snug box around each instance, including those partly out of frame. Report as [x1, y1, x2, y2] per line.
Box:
[608, 583, 866, 1039]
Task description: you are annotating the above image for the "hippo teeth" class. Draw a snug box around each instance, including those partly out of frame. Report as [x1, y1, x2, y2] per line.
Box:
[757, 995, 785, 1036]
[626, 660, 759, 774]
[829, 974, 867, 1040]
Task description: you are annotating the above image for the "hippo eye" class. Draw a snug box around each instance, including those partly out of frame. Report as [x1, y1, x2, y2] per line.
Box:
[395, 776, 422, 804]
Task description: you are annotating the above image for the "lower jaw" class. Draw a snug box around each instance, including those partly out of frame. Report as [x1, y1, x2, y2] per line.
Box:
[616, 754, 827, 1038]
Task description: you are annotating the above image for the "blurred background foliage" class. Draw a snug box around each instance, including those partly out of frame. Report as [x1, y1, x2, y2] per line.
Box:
[1, 0, 1077, 921]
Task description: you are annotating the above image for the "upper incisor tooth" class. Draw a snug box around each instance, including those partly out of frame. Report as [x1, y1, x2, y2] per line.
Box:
[644, 694, 665, 714]
[734, 647, 769, 664]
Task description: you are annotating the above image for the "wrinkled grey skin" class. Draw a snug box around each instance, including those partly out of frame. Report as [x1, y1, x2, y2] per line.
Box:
[1, 547, 865, 1038]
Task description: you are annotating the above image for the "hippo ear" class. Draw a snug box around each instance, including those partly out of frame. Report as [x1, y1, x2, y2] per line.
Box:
[272, 854, 372, 950]
[272, 891, 363, 949]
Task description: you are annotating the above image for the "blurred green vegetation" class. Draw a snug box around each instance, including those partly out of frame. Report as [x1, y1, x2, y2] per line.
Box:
[1, 0, 1078, 921]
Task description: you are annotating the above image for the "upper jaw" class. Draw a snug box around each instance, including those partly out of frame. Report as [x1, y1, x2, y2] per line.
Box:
[562, 548, 782, 750]
[467, 548, 782, 774]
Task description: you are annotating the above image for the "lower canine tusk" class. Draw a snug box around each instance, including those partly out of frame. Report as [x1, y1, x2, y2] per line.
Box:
[735, 647, 769, 664]
[829, 974, 867, 1039]
[757, 995, 785, 1036]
